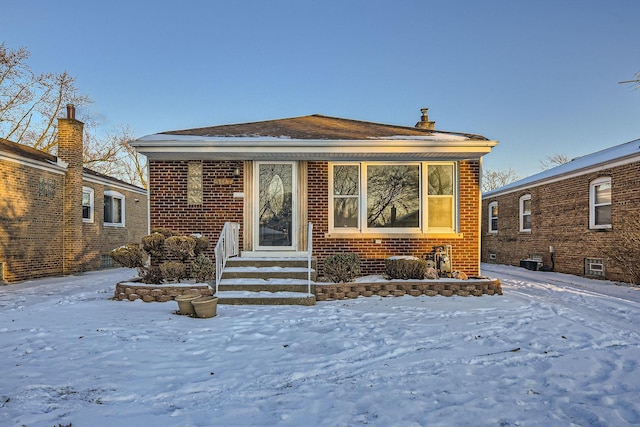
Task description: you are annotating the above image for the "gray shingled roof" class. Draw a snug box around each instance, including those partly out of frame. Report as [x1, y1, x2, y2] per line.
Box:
[160, 114, 489, 141]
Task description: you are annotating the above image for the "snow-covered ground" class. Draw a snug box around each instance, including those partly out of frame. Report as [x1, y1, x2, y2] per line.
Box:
[1, 264, 639, 427]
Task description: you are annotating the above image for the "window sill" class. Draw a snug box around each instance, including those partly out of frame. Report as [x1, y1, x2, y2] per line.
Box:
[104, 223, 125, 228]
[325, 232, 464, 239]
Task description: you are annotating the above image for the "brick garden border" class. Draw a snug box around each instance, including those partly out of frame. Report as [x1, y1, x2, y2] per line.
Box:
[113, 281, 213, 302]
[315, 278, 502, 301]
[114, 278, 501, 303]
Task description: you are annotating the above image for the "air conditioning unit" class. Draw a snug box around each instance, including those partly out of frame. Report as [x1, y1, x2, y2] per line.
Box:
[520, 259, 543, 271]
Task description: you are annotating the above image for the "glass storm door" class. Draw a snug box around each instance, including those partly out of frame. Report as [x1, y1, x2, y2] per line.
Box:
[255, 162, 297, 250]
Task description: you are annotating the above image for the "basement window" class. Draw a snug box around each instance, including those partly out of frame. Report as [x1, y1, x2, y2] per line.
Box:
[585, 258, 605, 277]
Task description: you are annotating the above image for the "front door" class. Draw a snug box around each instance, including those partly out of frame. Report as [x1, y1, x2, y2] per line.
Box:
[254, 162, 297, 251]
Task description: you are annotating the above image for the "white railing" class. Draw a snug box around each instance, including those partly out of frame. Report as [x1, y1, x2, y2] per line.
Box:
[307, 222, 313, 295]
[215, 222, 240, 294]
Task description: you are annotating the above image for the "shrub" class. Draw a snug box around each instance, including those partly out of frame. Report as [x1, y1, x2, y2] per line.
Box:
[191, 254, 215, 283]
[110, 244, 145, 269]
[385, 256, 427, 280]
[152, 228, 179, 239]
[142, 232, 166, 258]
[160, 261, 187, 282]
[192, 234, 210, 255]
[140, 265, 164, 284]
[164, 236, 197, 261]
[324, 253, 361, 283]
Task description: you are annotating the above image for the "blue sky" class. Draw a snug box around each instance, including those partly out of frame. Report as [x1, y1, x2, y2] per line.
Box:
[2, 0, 639, 177]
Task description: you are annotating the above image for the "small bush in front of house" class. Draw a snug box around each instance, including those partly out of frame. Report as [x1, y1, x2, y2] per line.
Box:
[164, 236, 196, 262]
[324, 253, 361, 283]
[385, 256, 427, 280]
[160, 261, 187, 283]
[152, 228, 179, 239]
[191, 254, 215, 283]
[142, 232, 166, 258]
[110, 244, 145, 269]
[140, 265, 164, 284]
[192, 234, 210, 255]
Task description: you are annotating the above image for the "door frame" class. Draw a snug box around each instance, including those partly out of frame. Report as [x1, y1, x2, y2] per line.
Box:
[253, 161, 298, 251]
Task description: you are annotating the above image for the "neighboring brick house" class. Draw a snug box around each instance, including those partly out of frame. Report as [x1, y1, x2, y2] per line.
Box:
[131, 109, 497, 277]
[481, 138, 640, 283]
[0, 105, 148, 283]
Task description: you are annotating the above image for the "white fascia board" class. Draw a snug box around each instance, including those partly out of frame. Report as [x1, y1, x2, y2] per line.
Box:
[0, 153, 67, 175]
[83, 174, 148, 195]
[131, 137, 498, 158]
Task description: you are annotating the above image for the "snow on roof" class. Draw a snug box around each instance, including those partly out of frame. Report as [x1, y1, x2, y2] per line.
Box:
[484, 138, 640, 197]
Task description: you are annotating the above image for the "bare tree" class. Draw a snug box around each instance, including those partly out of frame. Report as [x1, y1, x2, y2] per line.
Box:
[482, 167, 520, 193]
[0, 43, 90, 150]
[84, 125, 148, 188]
[1, 43, 145, 187]
[619, 72, 640, 90]
[611, 213, 640, 285]
[539, 153, 571, 171]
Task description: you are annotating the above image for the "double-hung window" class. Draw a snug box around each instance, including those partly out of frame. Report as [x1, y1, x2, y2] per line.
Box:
[104, 190, 125, 226]
[82, 187, 94, 223]
[329, 162, 457, 234]
[519, 194, 531, 232]
[590, 177, 611, 229]
[488, 201, 498, 234]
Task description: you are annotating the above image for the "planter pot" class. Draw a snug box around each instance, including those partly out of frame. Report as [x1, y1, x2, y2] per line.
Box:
[192, 296, 219, 318]
[174, 294, 202, 316]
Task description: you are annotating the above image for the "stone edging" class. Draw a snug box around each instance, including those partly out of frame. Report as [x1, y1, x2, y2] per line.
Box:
[315, 279, 502, 301]
[113, 281, 213, 302]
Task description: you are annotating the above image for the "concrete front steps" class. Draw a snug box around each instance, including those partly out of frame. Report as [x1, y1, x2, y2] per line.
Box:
[216, 257, 317, 305]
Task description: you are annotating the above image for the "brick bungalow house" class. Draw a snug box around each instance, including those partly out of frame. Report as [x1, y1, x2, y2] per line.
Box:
[131, 109, 497, 279]
[482, 138, 640, 283]
[0, 105, 148, 283]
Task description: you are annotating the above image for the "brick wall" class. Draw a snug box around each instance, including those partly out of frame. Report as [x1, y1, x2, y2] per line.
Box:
[481, 161, 640, 282]
[309, 160, 482, 277]
[0, 161, 65, 282]
[149, 160, 244, 256]
[81, 181, 148, 271]
[149, 159, 484, 277]
[0, 119, 148, 283]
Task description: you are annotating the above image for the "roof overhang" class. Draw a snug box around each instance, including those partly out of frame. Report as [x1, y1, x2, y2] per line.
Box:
[130, 136, 498, 161]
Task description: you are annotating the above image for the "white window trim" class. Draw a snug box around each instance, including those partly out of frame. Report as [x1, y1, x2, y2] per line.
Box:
[82, 186, 94, 223]
[104, 190, 125, 227]
[328, 161, 458, 235]
[589, 177, 611, 229]
[519, 194, 531, 232]
[488, 201, 498, 234]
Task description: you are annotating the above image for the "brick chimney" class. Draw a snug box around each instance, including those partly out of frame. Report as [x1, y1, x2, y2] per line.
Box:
[57, 104, 84, 275]
[415, 107, 435, 130]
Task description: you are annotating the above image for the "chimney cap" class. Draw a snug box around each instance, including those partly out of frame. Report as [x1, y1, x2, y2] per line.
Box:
[66, 104, 76, 120]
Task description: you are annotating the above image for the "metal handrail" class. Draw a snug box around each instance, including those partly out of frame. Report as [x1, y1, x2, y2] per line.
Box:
[307, 222, 313, 295]
[214, 222, 240, 294]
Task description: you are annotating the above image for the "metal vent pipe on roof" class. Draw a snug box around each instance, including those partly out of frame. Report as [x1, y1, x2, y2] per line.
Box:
[415, 107, 435, 130]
